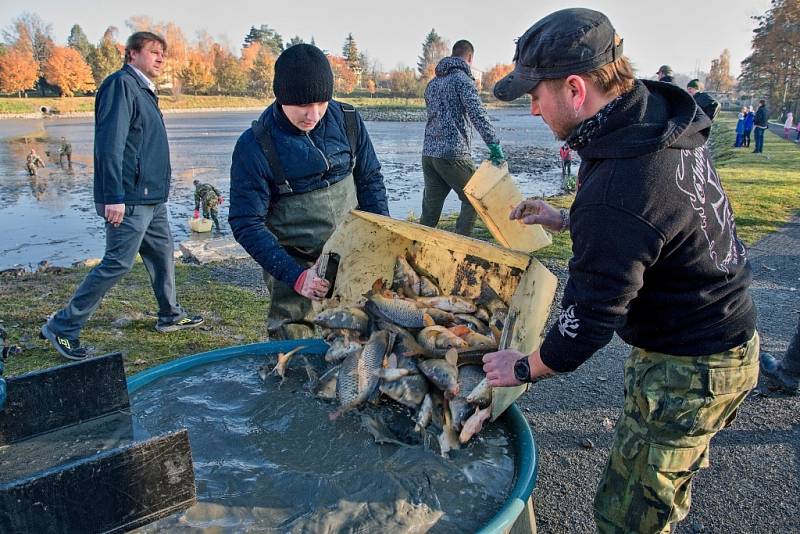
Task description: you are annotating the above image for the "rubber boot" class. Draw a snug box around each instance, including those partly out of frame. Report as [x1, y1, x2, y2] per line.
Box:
[760, 352, 799, 395]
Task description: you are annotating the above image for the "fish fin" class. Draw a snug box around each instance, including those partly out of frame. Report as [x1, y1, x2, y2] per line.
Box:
[445, 348, 458, 367]
[282, 345, 308, 359]
[423, 313, 435, 327]
[387, 353, 398, 369]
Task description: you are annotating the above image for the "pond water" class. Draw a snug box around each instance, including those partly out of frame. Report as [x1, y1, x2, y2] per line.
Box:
[131, 354, 517, 533]
[0, 108, 563, 269]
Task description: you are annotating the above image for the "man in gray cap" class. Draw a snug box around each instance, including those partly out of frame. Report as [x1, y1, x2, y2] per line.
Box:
[657, 64, 675, 83]
[482, 8, 757, 533]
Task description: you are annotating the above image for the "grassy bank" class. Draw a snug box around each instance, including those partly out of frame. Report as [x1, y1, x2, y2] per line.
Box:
[1, 262, 268, 376]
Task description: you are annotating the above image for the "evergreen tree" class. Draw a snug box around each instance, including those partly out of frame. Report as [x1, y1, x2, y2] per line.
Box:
[287, 35, 304, 47]
[67, 24, 94, 61]
[89, 26, 122, 86]
[342, 33, 360, 71]
[243, 25, 284, 56]
[417, 28, 448, 79]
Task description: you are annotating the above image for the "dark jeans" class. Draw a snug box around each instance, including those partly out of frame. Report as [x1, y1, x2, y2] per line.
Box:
[562, 160, 572, 177]
[743, 128, 752, 147]
[48, 202, 183, 338]
[420, 156, 477, 236]
[753, 127, 765, 152]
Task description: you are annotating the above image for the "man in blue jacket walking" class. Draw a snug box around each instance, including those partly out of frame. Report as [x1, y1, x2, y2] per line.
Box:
[421, 40, 505, 236]
[41, 31, 202, 360]
[229, 44, 388, 340]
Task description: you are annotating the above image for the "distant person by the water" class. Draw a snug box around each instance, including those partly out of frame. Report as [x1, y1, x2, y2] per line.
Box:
[559, 143, 572, 179]
[420, 39, 505, 237]
[735, 108, 746, 148]
[743, 105, 755, 147]
[41, 30, 203, 361]
[59, 136, 72, 169]
[25, 149, 45, 176]
[783, 112, 794, 138]
[753, 99, 768, 153]
[686, 79, 720, 121]
[193, 179, 223, 233]
[656, 64, 674, 83]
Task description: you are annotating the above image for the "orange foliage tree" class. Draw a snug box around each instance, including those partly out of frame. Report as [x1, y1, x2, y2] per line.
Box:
[366, 79, 377, 97]
[328, 55, 357, 95]
[389, 67, 420, 98]
[44, 46, 95, 96]
[180, 50, 215, 95]
[482, 64, 514, 93]
[0, 48, 39, 96]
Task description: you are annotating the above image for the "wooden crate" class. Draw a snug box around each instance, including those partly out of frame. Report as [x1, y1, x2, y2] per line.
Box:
[464, 161, 552, 253]
[318, 211, 557, 419]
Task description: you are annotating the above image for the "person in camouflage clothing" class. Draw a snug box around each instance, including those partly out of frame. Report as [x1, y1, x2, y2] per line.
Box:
[193, 179, 223, 233]
[420, 40, 505, 236]
[483, 9, 758, 533]
[59, 137, 72, 168]
[25, 149, 45, 176]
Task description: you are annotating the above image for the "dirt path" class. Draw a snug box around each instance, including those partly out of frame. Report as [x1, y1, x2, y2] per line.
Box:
[524, 216, 800, 534]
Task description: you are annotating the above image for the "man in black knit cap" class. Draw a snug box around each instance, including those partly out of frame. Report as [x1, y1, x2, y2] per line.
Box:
[229, 44, 388, 339]
[482, 8, 758, 533]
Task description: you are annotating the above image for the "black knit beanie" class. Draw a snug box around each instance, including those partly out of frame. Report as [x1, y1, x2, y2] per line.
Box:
[273, 44, 334, 105]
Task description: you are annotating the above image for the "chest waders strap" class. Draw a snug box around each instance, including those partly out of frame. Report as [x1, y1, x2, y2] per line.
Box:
[251, 103, 359, 196]
[251, 119, 294, 195]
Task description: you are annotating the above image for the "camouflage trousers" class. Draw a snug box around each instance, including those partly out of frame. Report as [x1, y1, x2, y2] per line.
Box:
[594, 333, 760, 533]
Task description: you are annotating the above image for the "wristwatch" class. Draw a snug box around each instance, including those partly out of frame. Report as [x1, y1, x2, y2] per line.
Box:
[513, 356, 534, 383]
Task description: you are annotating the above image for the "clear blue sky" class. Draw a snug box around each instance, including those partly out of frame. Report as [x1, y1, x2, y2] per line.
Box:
[1, 0, 771, 77]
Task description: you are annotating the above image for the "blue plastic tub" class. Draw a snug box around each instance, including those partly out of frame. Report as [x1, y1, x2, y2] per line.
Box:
[127, 339, 538, 533]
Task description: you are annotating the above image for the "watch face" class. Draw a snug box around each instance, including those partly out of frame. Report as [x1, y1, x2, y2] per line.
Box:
[514, 358, 530, 383]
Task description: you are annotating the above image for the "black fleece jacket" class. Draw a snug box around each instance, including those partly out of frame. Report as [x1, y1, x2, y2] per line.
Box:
[540, 80, 756, 373]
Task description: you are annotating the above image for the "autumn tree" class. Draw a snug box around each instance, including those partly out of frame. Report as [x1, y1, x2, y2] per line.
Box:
[125, 17, 188, 95]
[249, 47, 276, 98]
[740, 0, 800, 114]
[67, 24, 94, 61]
[366, 79, 377, 97]
[705, 49, 735, 93]
[215, 55, 248, 95]
[243, 25, 283, 55]
[180, 50, 215, 95]
[389, 67, 420, 99]
[0, 47, 38, 96]
[417, 29, 448, 80]
[89, 26, 122, 86]
[44, 46, 95, 97]
[482, 63, 514, 93]
[329, 55, 358, 94]
[4, 13, 55, 94]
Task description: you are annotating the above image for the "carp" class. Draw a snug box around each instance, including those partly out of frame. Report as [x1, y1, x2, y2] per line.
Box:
[438, 399, 461, 456]
[418, 348, 460, 397]
[418, 326, 469, 354]
[461, 331, 498, 351]
[448, 395, 474, 433]
[268, 345, 307, 387]
[453, 314, 490, 335]
[366, 280, 435, 329]
[314, 306, 370, 334]
[324, 336, 362, 363]
[459, 405, 492, 444]
[315, 365, 339, 401]
[391, 256, 422, 297]
[414, 393, 433, 432]
[465, 377, 493, 408]
[373, 354, 410, 381]
[376, 320, 427, 357]
[415, 295, 476, 314]
[379, 373, 429, 408]
[331, 331, 394, 419]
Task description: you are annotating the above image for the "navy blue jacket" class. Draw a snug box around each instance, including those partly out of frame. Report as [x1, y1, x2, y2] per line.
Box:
[93, 65, 171, 205]
[229, 101, 389, 286]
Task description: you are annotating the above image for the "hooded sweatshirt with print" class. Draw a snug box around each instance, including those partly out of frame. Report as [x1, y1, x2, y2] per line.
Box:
[422, 56, 499, 160]
[539, 80, 756, 373]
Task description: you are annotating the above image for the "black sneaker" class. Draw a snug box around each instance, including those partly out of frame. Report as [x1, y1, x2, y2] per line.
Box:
[155, 315, 204, 333]
[40, 324, 88, 360]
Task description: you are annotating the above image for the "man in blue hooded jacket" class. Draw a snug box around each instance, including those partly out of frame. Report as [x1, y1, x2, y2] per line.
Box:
[420, 40, 505, 236]
[229, 44, 388, 340]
